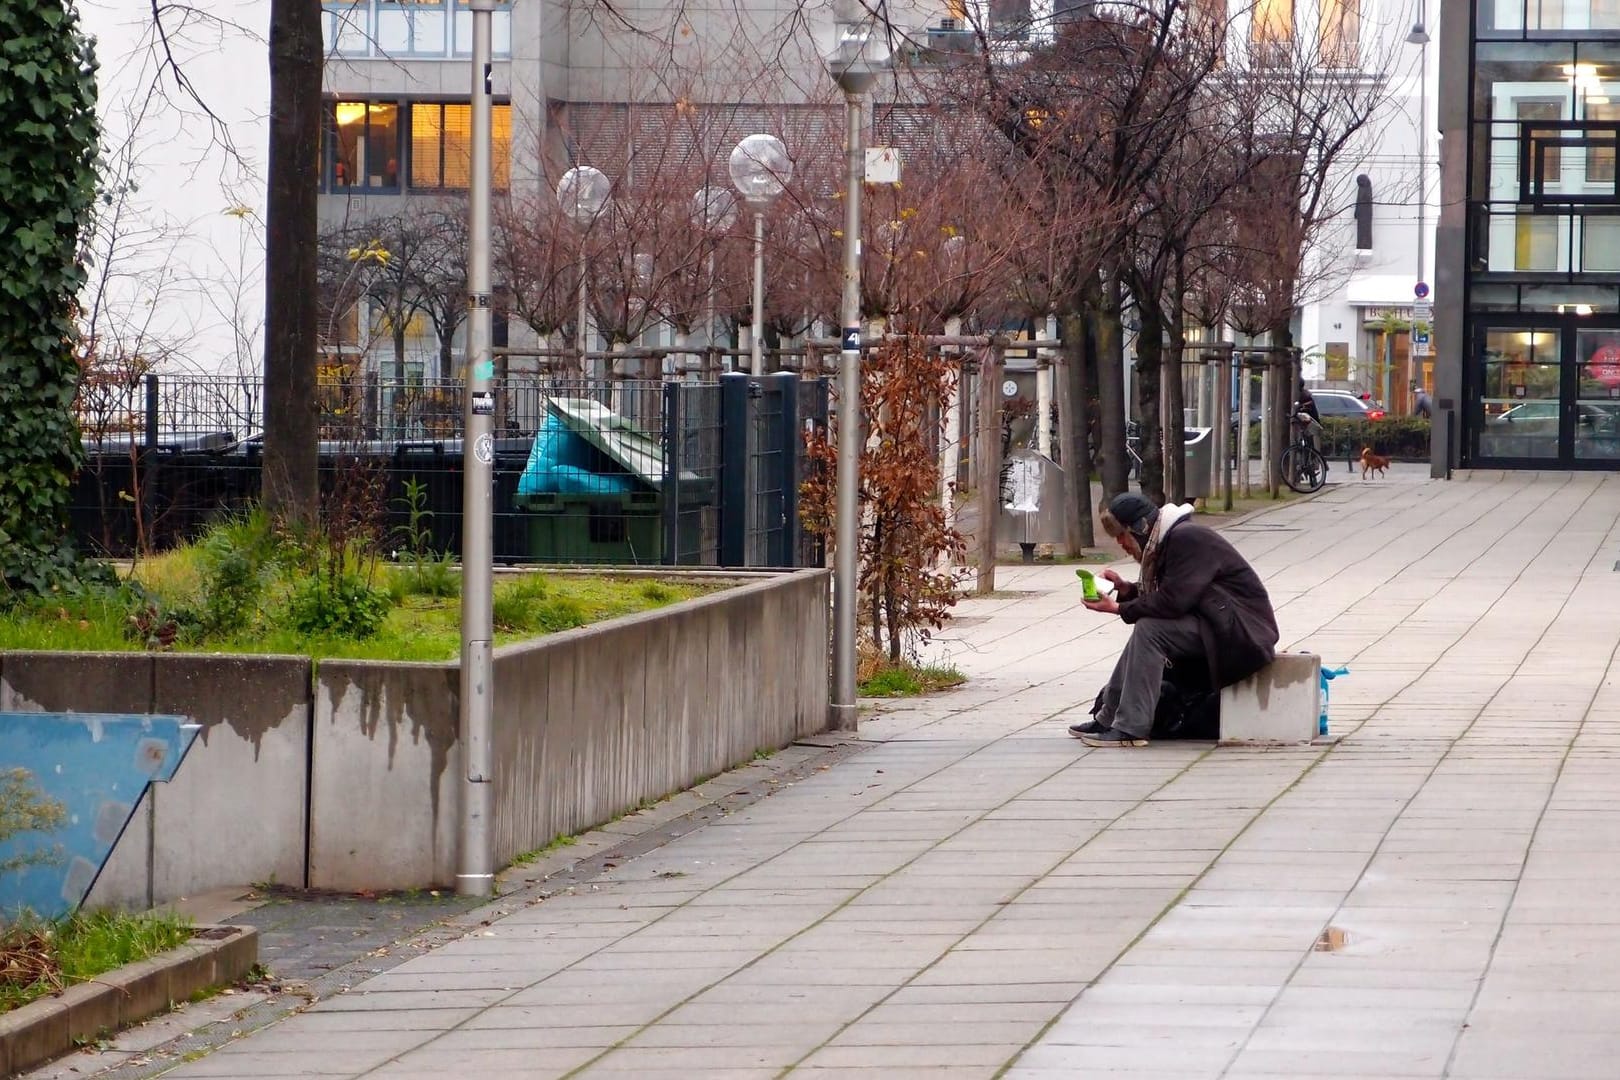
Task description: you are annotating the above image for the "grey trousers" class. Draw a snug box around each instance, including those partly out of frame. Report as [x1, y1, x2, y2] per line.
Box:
[1097, 615, 1206, 739]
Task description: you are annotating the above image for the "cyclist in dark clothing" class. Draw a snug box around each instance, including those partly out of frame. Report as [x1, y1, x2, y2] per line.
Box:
[1296, 386, 1320, 424]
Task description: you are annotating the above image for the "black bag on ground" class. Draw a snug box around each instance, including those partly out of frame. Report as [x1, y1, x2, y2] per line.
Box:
[1088, 662, 1220, 741]
[1153, 665, 1220, 740]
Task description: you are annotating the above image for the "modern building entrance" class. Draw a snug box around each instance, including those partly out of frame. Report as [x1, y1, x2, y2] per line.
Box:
[1472, 315, 1620, 466]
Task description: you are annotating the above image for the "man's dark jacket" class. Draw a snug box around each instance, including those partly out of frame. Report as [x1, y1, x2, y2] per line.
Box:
[1112, 522, 1278, 688]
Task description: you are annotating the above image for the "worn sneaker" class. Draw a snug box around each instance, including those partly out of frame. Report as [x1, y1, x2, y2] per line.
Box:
[1068, 718, 1109, 738]
[1079, 728, 1149, 748]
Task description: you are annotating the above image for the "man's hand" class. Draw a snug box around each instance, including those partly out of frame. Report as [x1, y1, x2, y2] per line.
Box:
[1102, 569, 1130, 589]
[1082, 595, 1120, 615]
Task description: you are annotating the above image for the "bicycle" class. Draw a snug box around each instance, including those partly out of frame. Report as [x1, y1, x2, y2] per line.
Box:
[1279, 412, 1328, 494]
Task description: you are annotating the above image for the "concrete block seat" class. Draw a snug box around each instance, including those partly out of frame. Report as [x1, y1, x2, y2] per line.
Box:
[1218, 652, 1321, 745]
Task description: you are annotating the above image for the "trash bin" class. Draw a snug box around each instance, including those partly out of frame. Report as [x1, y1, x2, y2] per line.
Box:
[996, 450, 1067, 562]
[513, 396, 714, 564]
[1183, 427, 1212, 499]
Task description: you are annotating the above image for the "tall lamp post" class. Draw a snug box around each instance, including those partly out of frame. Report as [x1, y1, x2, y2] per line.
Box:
[692, 185, 739, 376]
[824, 7, 889, 731]
[457, 0, 497, 898]
[728, 134, 792, 377]
[558, 165, 612, 375]
[1408, 9, 1430, 401]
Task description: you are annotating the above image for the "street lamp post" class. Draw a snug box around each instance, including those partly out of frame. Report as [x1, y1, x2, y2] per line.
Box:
[558, 165, 612, 375]
[728, 134, 792, 377]
[457, 0, 497, 899]
[1409, 10, 1431, 409]
[824, 8, 889, 731]
[692, 185, 739, 376]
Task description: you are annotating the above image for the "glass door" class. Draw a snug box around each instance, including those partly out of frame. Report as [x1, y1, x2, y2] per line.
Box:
[1476, 326, 1564, 461]
[1574, 327, 1620, 462]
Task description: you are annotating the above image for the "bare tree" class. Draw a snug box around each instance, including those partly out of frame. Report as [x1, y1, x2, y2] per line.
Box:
[261, 0, 322, 524]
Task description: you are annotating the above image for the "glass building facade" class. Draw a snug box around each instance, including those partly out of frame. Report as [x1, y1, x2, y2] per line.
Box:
[1439, 0, 1620, 467]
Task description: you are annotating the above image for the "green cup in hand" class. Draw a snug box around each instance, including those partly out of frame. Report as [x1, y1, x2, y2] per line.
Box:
[1075, 568, 1099, 601]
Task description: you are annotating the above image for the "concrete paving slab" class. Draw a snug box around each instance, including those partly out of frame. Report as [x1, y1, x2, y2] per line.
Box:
[96, 473, 1620, 1080]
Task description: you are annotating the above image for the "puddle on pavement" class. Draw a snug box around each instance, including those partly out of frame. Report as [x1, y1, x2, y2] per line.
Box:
[1314, 926, 1351, 952]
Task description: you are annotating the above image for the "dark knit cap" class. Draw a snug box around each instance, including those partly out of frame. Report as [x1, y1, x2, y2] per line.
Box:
[1106, 493, 1158, 534]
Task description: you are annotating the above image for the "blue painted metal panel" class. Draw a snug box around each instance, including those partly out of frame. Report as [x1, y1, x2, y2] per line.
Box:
[0, 712, 199, 921]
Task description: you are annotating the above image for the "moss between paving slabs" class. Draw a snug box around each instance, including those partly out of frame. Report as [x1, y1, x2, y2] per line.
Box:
[0, 911, 192, 1013]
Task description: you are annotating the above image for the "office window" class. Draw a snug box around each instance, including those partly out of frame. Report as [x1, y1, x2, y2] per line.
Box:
[1318, 0, 1357, 67]
[1585, 217, 1620, 270]
[1519, 100, 1561, 191]
[1515, 214, 1558, 269]
[410, 103, 511, 190]
[1251, 0, 1293, 60]
[331, 102, 400, 190]
[1588, 102, 1620, 183]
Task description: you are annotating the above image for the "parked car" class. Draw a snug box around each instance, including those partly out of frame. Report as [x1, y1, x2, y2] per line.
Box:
[1488, 401, 1620, 433]
[1311, 390, 1386, 421]
[1227, 390, 1383, 434]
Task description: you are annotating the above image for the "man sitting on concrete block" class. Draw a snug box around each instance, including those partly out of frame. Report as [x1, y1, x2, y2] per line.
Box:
[1070, 493, 1279, 747]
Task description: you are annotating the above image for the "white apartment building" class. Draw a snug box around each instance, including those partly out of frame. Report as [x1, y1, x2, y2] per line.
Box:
[1293, 0, 1439, 416]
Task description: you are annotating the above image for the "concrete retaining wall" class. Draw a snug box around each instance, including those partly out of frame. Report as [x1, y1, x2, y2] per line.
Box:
[488, 570, 830, 867]
[308, 660, 460, 892]
[0, 653, 310, 909]
[0, 569, 829, 903]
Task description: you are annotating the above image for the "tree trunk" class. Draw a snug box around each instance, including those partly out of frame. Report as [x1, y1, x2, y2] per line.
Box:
[1091, 271, 1129, 500]
[1164, 272, 1188, 504]
[975, 342, 1003, 596]
[1135, 297, 1165, 506]
[1057, 310, 1094, 550]
[261, 0, 323, 527]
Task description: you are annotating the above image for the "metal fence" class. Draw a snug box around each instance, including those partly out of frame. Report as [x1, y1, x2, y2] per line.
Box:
[71, 372, 827, 568]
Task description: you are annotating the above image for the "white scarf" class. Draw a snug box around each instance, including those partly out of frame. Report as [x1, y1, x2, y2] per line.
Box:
[1139, 503, 1196, 595]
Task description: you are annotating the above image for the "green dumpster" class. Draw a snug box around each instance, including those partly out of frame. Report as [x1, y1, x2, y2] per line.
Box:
[514, 397, 713, 564]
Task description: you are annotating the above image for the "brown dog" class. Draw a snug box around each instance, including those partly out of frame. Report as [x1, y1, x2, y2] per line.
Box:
[1360, 446, 1390, 479]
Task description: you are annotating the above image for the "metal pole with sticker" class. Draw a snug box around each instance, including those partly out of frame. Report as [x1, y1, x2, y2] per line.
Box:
[457, 0, 496, 899]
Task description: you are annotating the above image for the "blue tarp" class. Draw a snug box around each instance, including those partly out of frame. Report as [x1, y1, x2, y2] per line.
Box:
[516, 412, 640, 496]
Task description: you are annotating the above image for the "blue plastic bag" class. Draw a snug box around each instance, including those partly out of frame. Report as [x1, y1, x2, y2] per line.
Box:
[1319, 665, 1349, 736]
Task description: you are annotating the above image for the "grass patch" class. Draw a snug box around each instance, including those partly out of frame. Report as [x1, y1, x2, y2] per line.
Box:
[859, 661, 967, 698]
[1196, 486, 1304, 518]
[996, 549, 1115, 566]
[0, 911, 191, 1013]
[0, 562, 714, 663]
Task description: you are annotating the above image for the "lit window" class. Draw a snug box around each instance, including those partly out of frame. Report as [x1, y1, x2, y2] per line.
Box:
[1318, 0, 1358, 67]
[1251, 0, 1293, 48]
[331, 101, 400, 190]
[409, 103, 511, 190]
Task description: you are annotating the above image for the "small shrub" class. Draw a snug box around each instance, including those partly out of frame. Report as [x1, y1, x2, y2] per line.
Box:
[288, 575, 391, 639]
[197, 545, 261, 636]
[395, 555, 459, 599]
[640, 581, 674, 604]
[533, 596, 588, 633]
[491, 590, 535, 632]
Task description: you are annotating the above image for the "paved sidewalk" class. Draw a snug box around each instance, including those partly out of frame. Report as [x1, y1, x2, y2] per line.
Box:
[152, 471, 1620, 1079]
